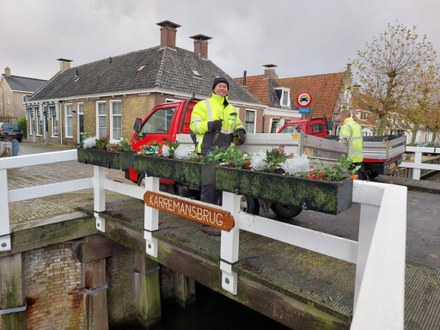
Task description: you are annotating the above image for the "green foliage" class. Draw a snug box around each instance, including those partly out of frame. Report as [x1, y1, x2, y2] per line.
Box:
[95, 136, 110, 150]
[139, 141, 161, 155]
[117, 138, 132, 152]
[299, 157, 358, 181]
[264, 146, 291, 173]
[203, 144, 250, 169]
[166, 140, 181, 159]
[17, 115, 27, 137]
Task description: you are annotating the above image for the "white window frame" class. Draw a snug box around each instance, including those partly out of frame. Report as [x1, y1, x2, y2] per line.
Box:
[274, 87, 291, 108]
[244, 109, 257, 134]
[77, 103, 84, 143]
[64, 103, 73, 138]
[50, 105, 59, 137]
[270, 118, 280, 133]
[96, 101, 107, 138]
[110, 100, 122, 140]
[36, 106, 43, 136]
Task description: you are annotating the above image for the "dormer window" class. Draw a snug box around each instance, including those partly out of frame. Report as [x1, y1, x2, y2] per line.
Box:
[274, 87, 291, 108]
[191, 68, 201, 77]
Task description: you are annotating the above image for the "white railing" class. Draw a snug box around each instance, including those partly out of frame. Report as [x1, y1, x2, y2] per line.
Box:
[0, 151, 407, 329]
[400, 146, 440, 180]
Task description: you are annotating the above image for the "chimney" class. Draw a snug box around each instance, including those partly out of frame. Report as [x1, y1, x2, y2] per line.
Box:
[57, 58, 72, 72]
[4, 67, 11, 76]
[263, 64, 278, 79]
[190, 34, 212, 59]
[157, 20, 181, 49]
[243, 70, 247, 86]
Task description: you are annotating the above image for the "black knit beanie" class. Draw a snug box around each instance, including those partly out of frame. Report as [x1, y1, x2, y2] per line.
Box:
[212, 77, 229, 90]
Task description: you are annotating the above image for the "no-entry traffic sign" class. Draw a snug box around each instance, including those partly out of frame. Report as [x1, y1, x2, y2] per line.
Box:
[296, 91, 313, 108]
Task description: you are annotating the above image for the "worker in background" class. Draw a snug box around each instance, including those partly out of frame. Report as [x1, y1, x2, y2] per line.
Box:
[190, 76, 246, 235]
[339, 109, 369, 180]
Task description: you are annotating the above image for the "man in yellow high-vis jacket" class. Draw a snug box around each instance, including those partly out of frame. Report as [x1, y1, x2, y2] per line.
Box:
[339, 109, 368, 179]
[190, 77, 246, 235]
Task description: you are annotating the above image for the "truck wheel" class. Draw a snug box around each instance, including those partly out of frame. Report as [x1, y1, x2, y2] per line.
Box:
[271, 203, 302, 219]
[137, 174, 145, 186]
[240, 195, 260, 215]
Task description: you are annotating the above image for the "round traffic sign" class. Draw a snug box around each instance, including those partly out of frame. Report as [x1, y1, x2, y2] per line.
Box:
[296, 91, 313, 108]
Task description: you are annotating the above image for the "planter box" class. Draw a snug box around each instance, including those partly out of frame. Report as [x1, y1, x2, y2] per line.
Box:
[215, 167, 353, 214]
[77, 148, 120, 169]
[133, 155, 217, 186]
[119, 151, 136, 170]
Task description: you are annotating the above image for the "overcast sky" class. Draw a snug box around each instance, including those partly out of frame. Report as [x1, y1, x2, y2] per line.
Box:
[1, 0, 439, 81]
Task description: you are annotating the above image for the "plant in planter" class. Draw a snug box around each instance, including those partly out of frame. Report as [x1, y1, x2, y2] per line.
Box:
[78, 134, 131, 169]
[203, 144, 251, 169]
[213, 144, 354, 214]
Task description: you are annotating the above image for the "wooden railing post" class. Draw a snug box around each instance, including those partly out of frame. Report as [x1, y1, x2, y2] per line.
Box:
[0, 254, 26, 329]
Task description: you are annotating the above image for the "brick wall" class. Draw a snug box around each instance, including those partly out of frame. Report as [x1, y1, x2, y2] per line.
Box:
[23, 242, 84, 330]
[107, 250, 137, 326]
[0, 240, 142, 329]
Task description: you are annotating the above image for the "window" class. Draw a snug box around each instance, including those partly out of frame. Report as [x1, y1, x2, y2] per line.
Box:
[140, 107, 176, 135]
[65, 103, 73, 138]
[270, 119, 280, 133]
[49, 106, 58, 137]
[244, 110, 256, 133]
[96, 101, 107, 138]
[36, 107, 43, 136]
[274, 87, 291, 108]
[110, 100, 122, 140]
[22, 95, 28, 104]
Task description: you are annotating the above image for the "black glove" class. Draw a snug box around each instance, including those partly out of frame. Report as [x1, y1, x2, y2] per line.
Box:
[236, 128, 246, 145]
[208, 120, 222, 132]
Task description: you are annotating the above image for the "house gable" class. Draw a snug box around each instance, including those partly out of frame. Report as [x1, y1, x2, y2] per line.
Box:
[279, 72, 346, 118]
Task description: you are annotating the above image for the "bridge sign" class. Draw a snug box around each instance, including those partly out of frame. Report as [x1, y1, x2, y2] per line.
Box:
[144, 191, 235, 231]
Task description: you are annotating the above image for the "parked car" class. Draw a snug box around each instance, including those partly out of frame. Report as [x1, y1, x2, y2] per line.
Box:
[0, 122, 23, 142]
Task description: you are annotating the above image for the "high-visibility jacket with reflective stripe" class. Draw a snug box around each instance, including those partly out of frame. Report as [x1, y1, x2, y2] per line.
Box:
[190, 93, 244, 154]
[339, 117, 363, 162]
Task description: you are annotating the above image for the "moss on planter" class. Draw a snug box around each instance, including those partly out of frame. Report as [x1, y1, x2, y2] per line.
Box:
[133, 155, 217, 186]
[215, 167, 353, 214]
[77, 148, 120, 169]
[119, 151, 136, 170]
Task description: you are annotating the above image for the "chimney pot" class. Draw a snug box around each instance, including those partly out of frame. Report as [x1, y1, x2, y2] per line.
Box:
[190, 34, 212, 59]
[157, 20, 181, 49]
[263, 64, 278, 79]
[57, 58, 72, 72]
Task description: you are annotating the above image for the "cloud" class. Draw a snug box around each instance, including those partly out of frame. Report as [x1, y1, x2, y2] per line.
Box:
[1, 0, 439, 81]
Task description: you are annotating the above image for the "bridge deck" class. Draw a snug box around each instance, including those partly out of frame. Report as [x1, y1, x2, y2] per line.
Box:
[5, 150, 440, 329]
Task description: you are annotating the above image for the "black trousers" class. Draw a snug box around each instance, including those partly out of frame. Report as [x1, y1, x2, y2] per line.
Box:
[200, 183, 221, 205]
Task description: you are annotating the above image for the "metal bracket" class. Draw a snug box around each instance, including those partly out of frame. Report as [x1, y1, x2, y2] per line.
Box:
[140, 265, 160, 276]
[0, 303, 27, 315]
[144, 230, 158, 258]
[0, 234, 11, 252]
[94, 212, 105, 232]
[220, 260, 237, 295]
[83, 284, 108, 296]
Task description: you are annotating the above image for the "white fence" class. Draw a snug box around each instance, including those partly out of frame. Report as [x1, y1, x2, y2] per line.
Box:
[0, 150, 407, 329]
[399, 146, 440, 180]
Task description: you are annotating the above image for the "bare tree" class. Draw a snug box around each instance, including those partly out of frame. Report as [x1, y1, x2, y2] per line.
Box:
[403, 63, 440, 145]
[353, 23, 437, 135]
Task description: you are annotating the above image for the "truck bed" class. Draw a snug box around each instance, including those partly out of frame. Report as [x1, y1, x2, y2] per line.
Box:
[176, 133, 347, 165]
[362, 134, 406, 163]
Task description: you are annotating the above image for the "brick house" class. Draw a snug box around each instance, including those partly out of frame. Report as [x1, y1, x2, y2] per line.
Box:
[0, 67, 47, 122]
[28, 20, 263, 145]
[235, 64, 353, 133]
